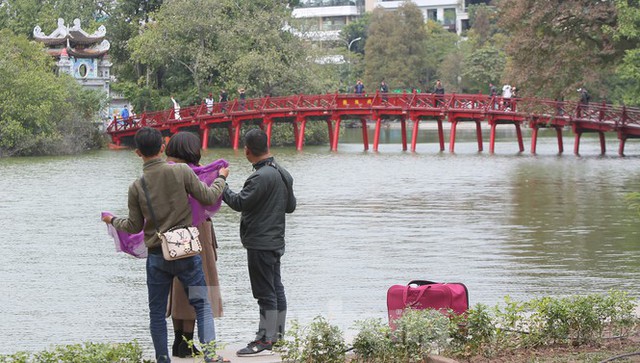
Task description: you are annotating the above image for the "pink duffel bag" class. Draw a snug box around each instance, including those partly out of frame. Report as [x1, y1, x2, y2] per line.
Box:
[387, 280, 469, 328]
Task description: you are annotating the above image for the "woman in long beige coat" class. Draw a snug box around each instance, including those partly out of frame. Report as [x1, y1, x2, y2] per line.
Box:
[165, 132, 224, 358]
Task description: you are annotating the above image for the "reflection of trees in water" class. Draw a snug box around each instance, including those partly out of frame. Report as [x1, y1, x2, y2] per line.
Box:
[505, 161, 640, 280]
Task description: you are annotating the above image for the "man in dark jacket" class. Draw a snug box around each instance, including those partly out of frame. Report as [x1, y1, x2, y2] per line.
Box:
[223, 129, 296, 356]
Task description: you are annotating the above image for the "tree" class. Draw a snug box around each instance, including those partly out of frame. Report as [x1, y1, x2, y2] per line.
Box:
[0, 30, 104, 156]
[424, 20, 459, 90]
[0, 0, 102, 37]
[609, 0, 640, 106]
[128, 0, 312, 101]
[497, 0, 620, 98]
[364, 2, 428, 91]
[341, 13, 370, 55]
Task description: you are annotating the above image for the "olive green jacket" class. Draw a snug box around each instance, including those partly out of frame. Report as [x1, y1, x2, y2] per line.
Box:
[112, 158, 226, 248]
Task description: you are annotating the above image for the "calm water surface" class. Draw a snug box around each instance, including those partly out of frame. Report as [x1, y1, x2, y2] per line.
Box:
[1, 127, 639, 355]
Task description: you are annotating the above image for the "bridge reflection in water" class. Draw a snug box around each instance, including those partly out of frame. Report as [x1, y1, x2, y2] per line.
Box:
[107, 93, 640, 156]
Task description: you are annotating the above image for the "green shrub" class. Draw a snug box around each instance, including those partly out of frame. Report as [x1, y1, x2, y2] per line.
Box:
[0, 341, 147, 363]
[391, 309, 450, 362]
[275, 316, 347, 363]
[448, 304, 495, 358]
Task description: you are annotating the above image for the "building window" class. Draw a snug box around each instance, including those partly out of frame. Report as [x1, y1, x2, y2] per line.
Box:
[427, 9, 437, 22]
[321, 16, 347, 31]
[443, 8, 456, 26]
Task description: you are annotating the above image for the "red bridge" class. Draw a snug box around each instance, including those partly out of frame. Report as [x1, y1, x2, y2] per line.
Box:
[107, 93, 640, 156]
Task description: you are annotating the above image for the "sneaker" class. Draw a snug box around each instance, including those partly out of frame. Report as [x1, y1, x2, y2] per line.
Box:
[236, 339, 273, 356]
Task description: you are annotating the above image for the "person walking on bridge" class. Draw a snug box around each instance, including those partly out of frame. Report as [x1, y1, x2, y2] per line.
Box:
[222, 129, 296, 357]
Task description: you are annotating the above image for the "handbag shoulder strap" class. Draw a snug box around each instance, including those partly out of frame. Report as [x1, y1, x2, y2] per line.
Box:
[140, 176, 161, 234]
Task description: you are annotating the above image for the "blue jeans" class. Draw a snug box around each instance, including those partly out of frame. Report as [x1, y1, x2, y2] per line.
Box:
[146, 253, 216, 363]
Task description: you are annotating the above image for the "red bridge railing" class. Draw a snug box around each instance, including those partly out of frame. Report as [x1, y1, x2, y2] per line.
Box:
[107, 92, 640, 156]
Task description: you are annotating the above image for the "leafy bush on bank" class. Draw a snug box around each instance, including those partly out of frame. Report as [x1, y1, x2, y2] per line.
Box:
[0, 341, 148, 363]
[276, 291, 638, 362]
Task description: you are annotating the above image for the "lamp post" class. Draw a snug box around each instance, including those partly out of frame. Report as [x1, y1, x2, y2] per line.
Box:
[347, 37, 362, 92]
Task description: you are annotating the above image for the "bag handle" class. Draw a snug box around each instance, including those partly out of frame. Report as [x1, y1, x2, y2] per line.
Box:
[402, 284, 431, 306]
[140, 176, 161, 237]
[408, 280, 438, 286]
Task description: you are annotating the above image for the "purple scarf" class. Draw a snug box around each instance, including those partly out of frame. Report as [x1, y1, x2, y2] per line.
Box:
[103, 159, 228, 258]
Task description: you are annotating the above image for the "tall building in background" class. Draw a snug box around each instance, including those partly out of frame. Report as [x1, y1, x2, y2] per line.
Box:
[292, 0, 491, 40]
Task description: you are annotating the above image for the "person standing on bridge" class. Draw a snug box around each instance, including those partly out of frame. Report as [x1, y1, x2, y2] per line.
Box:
[171, 96, 182, 120]
[379, 80, 389, 102]
[238, 88, 246, 111]
[101, 127, 229, 363]
[578, 87, 590, 117]
[205, 93, 215, 115]
[222, 129, 296, 357]
[354, 80, 365, 95]
[433, 80, 445, 107]
[219, 89, 228, 112]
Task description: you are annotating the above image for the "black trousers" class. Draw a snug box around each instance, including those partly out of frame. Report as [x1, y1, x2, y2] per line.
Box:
[247, 248, 287, 311]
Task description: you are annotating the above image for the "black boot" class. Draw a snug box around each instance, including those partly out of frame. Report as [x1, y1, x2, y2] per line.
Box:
[178, 331, 201, 357]
[172, 330, 183, 357]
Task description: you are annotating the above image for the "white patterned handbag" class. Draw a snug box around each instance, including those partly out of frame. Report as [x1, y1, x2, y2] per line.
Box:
[159, 225, 202, 260]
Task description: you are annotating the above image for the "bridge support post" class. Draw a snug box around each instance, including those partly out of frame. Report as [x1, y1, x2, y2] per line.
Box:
[489, 123, 497, 154]
[361, 118, 369, 151]
[200, 127, 209, 149]
[297, 117, 307, 151]
[232, 122, 241, 150]
[373, 117, 382, 152]
[618, 135, 627, 157]
[574, 132, 582, 155]
[326, 120, 334, 148]
[437, 118, 444, 151]
[293, 121, 299, 147]
[475, 120, 483, 152]
[599, 131, 606, 155]
[531, 126, 539, 154]
[264, 118, 273, 147]
[411, 119, 419, 152]
[331, 118, 341, 151]
[516, 123, 524, 152]
[449, 120, 458, 153]
[400, 117, 407, 151]
[556, 127, 564, 154]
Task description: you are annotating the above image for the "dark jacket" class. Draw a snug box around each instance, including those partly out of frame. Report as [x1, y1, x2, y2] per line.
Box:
[223, 157, 296, 250]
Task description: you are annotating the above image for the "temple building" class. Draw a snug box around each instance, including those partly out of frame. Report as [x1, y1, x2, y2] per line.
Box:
[33, 18, 127, 121]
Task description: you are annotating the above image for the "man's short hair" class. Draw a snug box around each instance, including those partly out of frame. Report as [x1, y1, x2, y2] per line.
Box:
[135, 127, 163, 157]
[244, 129, 269, 156]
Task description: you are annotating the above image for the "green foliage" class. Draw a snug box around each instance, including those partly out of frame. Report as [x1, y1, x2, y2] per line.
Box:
[392, 309, 450, 361]
[341, 13, 370, 55]
[275, 316, 347, 363]
[351, 319, 395, 363]
[497, 0, 620, 98]
[128, 0, 312, 101]
[448, 304, 495, 358]
[0, 341, 146, 363]
[461, 46, 506, 93]
[0, 0, 101, 38]
[364, 3, 428, 91]
[0, 29, 106, 157]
